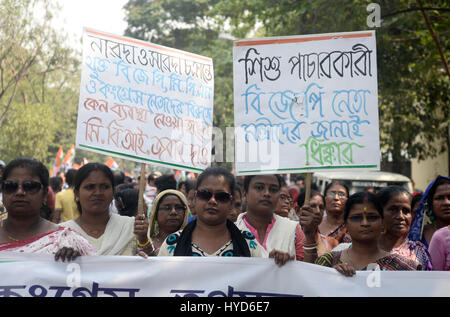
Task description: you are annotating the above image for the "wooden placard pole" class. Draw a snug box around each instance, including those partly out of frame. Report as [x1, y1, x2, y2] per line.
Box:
[137, 163, 146, 217]
[304, 173, 312, 205]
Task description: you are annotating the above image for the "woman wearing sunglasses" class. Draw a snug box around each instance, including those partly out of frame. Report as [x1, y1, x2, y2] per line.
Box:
[157, 167, 292, 266]
[61, 163, 151, 256]
[157, 166, 265, 257]
[147, 189, 189, 255]
[0, 157, 95, 261]
[315, 192, 420, 276]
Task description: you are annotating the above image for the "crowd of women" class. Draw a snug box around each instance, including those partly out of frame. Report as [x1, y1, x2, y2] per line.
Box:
[0, 157, 448, 277]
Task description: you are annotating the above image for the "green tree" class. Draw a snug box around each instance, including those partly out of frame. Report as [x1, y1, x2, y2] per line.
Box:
[0, 0, 80, 167]
[123, 0, 449, 174]
[213, 0, 450, 173]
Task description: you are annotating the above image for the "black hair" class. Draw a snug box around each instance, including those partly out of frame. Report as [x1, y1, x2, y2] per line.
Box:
[65, 169, 77, 187]
[147, 173, 156, 183]
[243, 174, 283, 193]
[344, 191, 383, 222]
[73, 163, 115, 213]
[115, 183, 134, 192]
[114, 188, 139, 217]
[124, 176, 133, 183]
[49, 176, 63, 193]
[185, 179, 197, 193]
[113, 171, 125, 186]
[2, 157, 49, 191]
[376, 186, 411, 209]
[155, 174, 177, 192]
[178, 181, 187, 191]
[196, 166, 236, 195]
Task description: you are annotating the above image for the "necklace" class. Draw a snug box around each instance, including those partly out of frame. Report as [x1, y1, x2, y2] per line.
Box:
[1, 220, 20, 242]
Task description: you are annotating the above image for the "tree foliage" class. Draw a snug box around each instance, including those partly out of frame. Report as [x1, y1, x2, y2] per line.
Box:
[0, 0, 81, 167]
[124, 0, 449, 173]
[3, 0, 446, 174]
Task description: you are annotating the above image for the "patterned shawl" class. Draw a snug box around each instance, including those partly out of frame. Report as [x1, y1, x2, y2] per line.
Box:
[0, 227, 96, 255]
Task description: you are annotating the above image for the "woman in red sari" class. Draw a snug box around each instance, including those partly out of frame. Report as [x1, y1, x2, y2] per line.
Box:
[0, 158, 95, 260]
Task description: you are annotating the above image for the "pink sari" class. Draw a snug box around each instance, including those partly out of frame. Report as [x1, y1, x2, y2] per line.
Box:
[0, 227, 96, 255]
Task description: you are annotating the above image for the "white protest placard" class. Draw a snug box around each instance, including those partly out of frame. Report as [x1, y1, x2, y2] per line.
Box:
[76, 28, 214, 173]
[233, 31, 379, 175]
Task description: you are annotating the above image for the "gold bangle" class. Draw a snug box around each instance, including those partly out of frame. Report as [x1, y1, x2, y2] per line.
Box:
[137, 238, 151, 248]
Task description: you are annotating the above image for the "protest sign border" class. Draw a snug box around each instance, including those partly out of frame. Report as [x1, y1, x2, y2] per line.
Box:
[76, 28, 214, 174]
[84, 28, 213, 63]
[76, 144, 205, 173]
[236, 164, 379, 176]
[234, 31, 374, 46]
[233, 30, 379, 176]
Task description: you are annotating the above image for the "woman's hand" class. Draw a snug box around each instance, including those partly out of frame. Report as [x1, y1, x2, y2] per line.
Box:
[333, 263, 356, 277]
[134, 214, 149, 245]
[269, 249, 295, 267]
[136, 251, 148, 259]
[299, 205, 322, 237]
[54, 247, 81, 262]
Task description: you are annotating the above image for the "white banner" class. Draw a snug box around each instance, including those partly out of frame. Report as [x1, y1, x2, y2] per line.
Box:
[76, 28, 214, 173]
[233, 31, 380, 175]
[0, 252, 449, 298]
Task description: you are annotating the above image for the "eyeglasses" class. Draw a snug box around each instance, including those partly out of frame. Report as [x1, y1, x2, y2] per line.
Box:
[347, 214, 381, 223]
[196, 189, 232, 203]
[2, 180, 43, 195]
[326, 191, 347, 198]
[158, 204, 187, 213]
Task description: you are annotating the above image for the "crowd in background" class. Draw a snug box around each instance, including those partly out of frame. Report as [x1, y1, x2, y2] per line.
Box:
[0, 157, 449, 274]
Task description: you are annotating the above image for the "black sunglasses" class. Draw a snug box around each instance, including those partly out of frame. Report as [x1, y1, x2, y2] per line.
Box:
[2, 180, 43, 195]
[196, 189, 232, 203]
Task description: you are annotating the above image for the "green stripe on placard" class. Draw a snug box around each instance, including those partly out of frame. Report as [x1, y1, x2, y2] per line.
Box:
[78, 144, 205, 172]
[238, 165, 378, 174]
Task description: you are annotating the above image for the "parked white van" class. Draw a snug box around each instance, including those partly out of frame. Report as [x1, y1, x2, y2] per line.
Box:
[312, 171, 413, 195]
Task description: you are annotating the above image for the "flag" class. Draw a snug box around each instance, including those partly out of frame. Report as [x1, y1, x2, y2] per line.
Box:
[51, 146, 64, 177]
[105, 157, 120, 171]
[62, 145, 75, 171]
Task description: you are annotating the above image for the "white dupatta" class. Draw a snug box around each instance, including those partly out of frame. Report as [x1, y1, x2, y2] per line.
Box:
[62, 213, 136, 255]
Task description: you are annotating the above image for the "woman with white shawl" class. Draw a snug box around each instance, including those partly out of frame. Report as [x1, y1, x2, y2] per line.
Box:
[62, 163, 151, 256]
